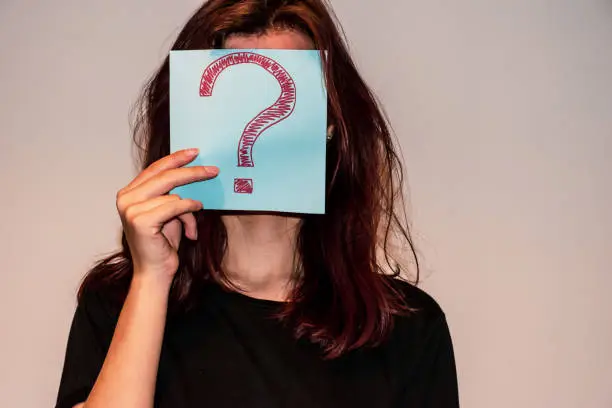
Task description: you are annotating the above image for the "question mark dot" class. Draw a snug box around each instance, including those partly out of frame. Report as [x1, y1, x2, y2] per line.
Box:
[234, 178, 254, 194]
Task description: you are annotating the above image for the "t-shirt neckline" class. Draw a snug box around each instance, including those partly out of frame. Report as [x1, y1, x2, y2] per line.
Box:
[211, 282, 287, 311]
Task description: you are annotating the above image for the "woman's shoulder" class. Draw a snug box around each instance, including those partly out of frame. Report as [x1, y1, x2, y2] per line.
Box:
[381, 278, 459, 404]
[387, 277, 445, 318]
[384, 276, 449, 342]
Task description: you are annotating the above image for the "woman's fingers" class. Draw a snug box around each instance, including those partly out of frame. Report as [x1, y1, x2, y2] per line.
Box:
[125, 148, 200, 191]
[122, 194, 182, 221]
[117, 166, 217, 214]
[122, 195, 200, 240]
[177, 212, 198, 240]
[131, 166, 217, 205]
[132, 198, 203, 234]
[115, 151, 211, 278]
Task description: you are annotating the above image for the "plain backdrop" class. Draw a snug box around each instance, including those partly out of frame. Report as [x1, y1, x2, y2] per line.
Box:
[1, 1, 611, 407]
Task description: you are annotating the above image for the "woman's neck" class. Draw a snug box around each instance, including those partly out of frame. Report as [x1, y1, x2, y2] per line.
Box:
[220, 213, 301, 301]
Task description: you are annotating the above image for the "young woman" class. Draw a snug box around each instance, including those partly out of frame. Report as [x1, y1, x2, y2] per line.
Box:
[55, 1, 459, 407]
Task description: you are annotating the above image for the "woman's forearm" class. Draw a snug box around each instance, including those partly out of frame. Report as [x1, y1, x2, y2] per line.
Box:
[84, 273, 171, 408]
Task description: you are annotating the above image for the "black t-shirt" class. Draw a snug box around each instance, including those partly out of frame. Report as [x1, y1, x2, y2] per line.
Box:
[55, 279, 459, 408]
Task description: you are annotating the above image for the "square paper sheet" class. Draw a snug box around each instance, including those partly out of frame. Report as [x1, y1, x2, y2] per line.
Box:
[169, 49, 327, 214]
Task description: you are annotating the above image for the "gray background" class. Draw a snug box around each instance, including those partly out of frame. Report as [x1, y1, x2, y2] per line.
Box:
[1, 0, 610, 406]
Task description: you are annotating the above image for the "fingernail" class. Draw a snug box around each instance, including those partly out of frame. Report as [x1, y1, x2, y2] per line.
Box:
[206, 166, 219, 176]
[185, 148, 199, 155]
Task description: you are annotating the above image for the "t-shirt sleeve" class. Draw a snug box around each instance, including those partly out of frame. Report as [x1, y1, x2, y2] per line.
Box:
[55, 290, 116, 408]
[402, 314, 460, 407]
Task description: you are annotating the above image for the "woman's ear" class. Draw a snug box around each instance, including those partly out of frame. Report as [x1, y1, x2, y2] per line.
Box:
[326, 124, 335, 141]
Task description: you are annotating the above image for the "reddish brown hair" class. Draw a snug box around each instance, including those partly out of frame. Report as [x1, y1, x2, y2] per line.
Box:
[80, 0, 418, 358]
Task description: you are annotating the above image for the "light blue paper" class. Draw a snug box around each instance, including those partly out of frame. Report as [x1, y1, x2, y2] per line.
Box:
[169, 49, 327, 214]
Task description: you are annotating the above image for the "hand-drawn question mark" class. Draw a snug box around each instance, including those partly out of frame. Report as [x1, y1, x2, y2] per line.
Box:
[200, 52, 297, 194]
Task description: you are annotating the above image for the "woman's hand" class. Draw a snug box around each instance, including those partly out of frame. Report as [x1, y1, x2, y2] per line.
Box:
[75, 150, 216, 408]
[115, 148, 218, 284]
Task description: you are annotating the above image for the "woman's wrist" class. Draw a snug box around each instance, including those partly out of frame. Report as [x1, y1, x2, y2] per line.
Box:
[130, 270, 173, 299]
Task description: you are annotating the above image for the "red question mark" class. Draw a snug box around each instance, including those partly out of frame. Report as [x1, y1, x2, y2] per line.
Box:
[200, 52, 297, 194]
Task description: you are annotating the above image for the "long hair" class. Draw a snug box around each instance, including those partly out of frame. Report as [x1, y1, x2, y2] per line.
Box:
[79, 0, 418, 359]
